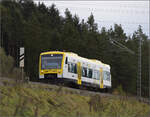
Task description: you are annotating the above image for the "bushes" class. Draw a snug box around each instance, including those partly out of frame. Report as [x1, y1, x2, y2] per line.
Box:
[0, 47, 14, 77]
[0, 47, 26, 82]
[112, 85, 126, 96]
[0, 82, 150, 117]
[88, 94, 102, 112]
[88, 94, 150, 117]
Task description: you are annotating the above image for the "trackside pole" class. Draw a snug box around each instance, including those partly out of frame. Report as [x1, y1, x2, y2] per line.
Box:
[149, 38, 150, 103]
[19, 47, 24, 82]
[137, 35, 141, 98]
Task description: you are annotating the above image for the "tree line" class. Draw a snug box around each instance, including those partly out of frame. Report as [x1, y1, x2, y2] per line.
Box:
[0, 0, 149, 97]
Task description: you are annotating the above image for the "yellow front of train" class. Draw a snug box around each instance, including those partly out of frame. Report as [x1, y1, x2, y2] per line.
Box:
[39, 51, 65, 79]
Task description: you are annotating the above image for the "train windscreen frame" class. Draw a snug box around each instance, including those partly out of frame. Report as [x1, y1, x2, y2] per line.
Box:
[41, 54, 63, 69]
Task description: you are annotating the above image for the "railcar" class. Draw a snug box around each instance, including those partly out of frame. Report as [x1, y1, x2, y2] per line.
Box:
[39, 51, 111, 89]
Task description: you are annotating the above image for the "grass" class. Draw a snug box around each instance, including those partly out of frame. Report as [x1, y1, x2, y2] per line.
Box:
[0, 81, 150, 117]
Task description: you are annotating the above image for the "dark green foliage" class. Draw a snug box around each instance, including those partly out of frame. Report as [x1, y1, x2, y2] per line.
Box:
[0, 1, 149, 97]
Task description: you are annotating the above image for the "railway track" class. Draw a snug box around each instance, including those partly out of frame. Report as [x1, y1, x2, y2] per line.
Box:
[30, 80, 113, 97]
[0, 77, 150, 105]
[30, 80, 150, 105]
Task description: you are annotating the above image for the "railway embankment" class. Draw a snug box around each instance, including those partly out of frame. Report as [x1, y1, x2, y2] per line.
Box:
[0, 77, 150, 117]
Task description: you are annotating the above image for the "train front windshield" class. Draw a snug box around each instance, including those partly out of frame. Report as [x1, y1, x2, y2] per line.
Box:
[41, 54, 63, 69]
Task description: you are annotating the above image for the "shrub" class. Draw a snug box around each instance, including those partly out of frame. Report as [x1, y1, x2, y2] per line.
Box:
[0, 47, 14, 77]
[0, 47, 26, 83]
[12, 67, 23, 81]
[112, 85, 126, 96]
[88, 94, 102, 112]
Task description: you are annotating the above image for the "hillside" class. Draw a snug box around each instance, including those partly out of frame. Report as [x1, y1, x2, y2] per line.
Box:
[0, 78, 150, 117]
[1, 0, 150, 97]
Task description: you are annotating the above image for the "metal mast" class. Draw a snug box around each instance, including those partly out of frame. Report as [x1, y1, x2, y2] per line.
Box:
[110, 37, 143, 98]
[0, 4, 2, 48]
[149, 38, 150, 101]
[137, 35, 142, 97]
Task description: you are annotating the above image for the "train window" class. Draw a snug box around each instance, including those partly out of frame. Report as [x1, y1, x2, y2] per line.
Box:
[86, 68, 89, 77]
[68, 63, 71, 72]
[65, 57, 68, 64]
[82, 67, 87, 77]
[88, 69, 93, 78]
[103, 71, 110, 81]
[68, 63, 77, 74]
[93, 70, 97, 79]
[96, 72, 100, 80]
[106, 72, 110, 81]
[103, 71, 107, 80]
[93, 70, 100, 80]
[93, 70, 96, 79]
[41, 54, 63, 69]
[74, 64, 77, 73]
[82, 68, 85, 77]
[71, 63, 74, 73]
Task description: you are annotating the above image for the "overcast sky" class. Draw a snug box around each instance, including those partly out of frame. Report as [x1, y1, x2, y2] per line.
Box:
[34, 0, 149, 38]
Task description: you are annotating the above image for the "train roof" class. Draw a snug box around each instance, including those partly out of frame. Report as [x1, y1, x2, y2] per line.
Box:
[40, 51, 110, 68]
[40, 51, 64, 55]
[40, 51, 79, 56]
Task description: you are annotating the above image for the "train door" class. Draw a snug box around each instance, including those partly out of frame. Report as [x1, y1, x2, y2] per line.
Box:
[77, 62, 82, 85]
[100, 68, 103, 88]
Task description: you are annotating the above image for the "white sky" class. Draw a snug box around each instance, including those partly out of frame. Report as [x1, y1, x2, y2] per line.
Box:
[34, 0, 150, 38]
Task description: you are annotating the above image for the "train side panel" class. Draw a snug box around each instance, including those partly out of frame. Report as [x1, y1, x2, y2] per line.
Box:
[62, 53, 105, 88]
[39, 51, 111, 89]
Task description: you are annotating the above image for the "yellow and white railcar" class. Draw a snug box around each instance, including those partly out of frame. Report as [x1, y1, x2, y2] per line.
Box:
[39, 51, 111, 89]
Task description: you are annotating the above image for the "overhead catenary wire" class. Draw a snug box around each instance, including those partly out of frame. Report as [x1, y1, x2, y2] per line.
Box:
[109, 37, 142, 99]
[110, 38, 135, 55]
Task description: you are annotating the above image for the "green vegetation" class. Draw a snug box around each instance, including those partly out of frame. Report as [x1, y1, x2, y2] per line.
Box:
[0, 47, 25, 82]
[0, 47, 14, 77]
[0, 1, 149, 116]
[0, 81, 150, 117]
[0, 0, 150, 97]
